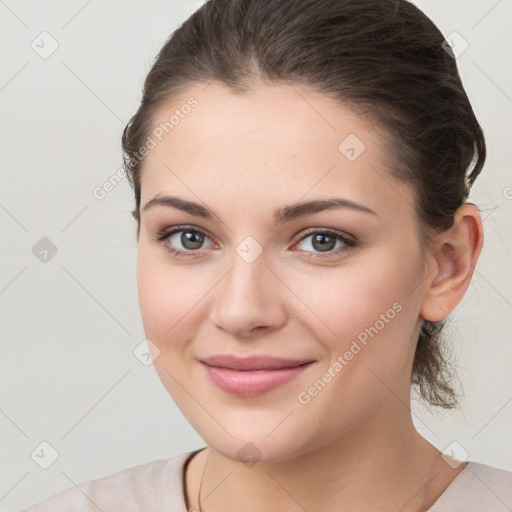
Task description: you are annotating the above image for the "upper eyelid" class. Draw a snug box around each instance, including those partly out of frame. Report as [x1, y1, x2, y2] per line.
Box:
[296, 227, 354, 241]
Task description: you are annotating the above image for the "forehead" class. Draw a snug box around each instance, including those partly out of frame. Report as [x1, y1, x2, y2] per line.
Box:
[139, 81, 413, 222]
[144, 81, 378, 167]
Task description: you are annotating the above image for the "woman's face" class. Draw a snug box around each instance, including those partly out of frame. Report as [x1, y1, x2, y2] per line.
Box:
[136, 82, 431, 463]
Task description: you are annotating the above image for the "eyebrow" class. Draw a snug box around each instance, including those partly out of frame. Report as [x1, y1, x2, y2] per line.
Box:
[142, 195, 379, 223]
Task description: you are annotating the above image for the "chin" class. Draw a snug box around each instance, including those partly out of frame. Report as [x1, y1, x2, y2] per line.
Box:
[204, 431, 314, 466]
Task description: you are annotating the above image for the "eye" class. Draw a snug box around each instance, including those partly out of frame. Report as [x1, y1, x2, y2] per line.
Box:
[153, 225, 356, 260]
[292, 229, 356, 259]
[153, 226, 215, 257]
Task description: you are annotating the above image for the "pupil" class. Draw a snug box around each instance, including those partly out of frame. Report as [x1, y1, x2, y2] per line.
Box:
[312, 234, 335, 252]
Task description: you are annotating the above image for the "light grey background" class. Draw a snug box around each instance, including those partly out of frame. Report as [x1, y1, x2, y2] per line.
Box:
[1, 1, 511, 510]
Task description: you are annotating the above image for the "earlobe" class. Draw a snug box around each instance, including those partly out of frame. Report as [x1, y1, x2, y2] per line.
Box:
[420, 204, 484, 322]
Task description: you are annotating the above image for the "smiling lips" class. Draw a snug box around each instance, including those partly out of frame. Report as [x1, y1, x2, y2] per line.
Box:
[200, 355, 315, 397]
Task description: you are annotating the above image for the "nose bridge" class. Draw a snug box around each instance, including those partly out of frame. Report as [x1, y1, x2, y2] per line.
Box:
[209, 247, 285, 336]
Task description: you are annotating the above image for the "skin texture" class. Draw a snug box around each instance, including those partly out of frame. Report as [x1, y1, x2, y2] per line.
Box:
[135, 82, 483, 511]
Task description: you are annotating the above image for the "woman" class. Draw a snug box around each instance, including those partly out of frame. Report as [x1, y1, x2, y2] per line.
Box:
[24, 0, 512, 510]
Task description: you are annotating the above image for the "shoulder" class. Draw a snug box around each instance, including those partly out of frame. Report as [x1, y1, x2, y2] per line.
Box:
[22, 450, 196, 512]
[428, 461, 512, 511]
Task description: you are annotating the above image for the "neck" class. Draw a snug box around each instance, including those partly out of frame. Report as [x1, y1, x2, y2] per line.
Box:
[186, 399, 464, 512]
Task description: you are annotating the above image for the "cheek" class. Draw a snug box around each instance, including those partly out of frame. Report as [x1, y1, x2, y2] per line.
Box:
[291, 260, 412, 342]
[136, 250, 211, 412]
[289, 248, 422, 382]
[287, 270, 420, 434]
[136, 250, 209, 353]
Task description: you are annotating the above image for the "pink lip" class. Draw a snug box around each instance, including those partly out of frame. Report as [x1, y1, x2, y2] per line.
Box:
[200, 355, 315, 397]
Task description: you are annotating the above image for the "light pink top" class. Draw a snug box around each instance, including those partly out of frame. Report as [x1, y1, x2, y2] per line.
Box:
[23, 449, 512, 511]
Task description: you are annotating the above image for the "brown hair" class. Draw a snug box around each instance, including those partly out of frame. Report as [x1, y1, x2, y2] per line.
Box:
[122, 0, 485, 408]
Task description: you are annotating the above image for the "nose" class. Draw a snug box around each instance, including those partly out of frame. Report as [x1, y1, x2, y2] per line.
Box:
[208, 253, 287, 338]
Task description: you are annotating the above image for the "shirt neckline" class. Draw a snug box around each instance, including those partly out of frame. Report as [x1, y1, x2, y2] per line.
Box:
[178, 450, 473, 511]
[425, 461, 474, 510]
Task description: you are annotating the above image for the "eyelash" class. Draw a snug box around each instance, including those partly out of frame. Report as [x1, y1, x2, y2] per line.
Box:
[153, 225, 357, 260]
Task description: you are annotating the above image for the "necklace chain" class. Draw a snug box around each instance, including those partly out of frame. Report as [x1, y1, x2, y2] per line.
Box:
[197, 447, 211, 512]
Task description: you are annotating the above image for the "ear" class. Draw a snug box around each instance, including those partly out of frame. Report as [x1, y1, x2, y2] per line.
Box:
[420, 204, 484, 322]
